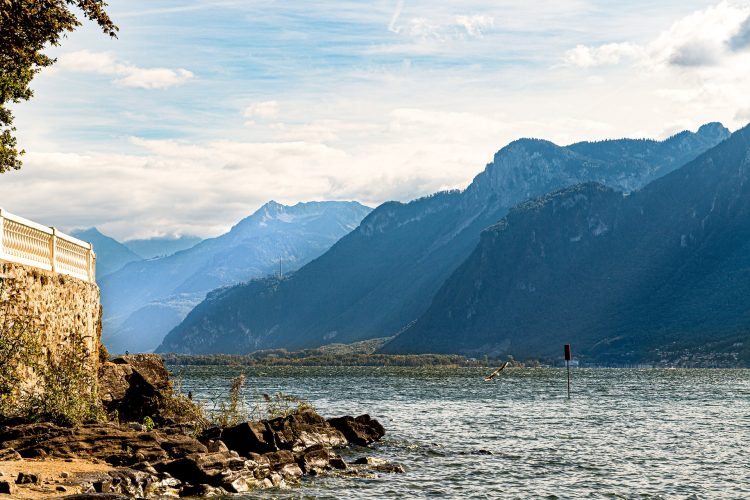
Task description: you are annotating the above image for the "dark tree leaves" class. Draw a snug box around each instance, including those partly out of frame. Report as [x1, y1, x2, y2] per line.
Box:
[0, 0, 117, 173]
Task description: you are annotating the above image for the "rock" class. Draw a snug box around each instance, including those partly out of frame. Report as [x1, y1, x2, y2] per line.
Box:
[0, 481, 13, 495]
[0, 448, 20, 461]
[353, 456, 388, 466]
[146, 474, 181, 498]
[97, 362, 133, 410]
[221, 421, 277, 455]
[161, 450, 247, 486]
[126, 422, 147, 432]
[108, 469, 154, 497]
[98, 354, 172, 423]
[60, 471, 71, 478]
[352, 456, 405, 473]
[112, 354, 170, 392]
[263, 450, 303, 481]
[296, 444, 332, 475]
[15, 471, 39, 484]
[56, 485, 67, 492]
[329, 456, 347, 470]
[265, 408, 347, 452]
[59, 495, 130, 500]
[93, 478, 113, 493]
[0, 422, 206, 465]
[224, 474, 252, 493]
[180, 483, 227, 497]
[130, 461, 158, 475]
[199, 426, 222, 441]
[207, 440, 229, 453]
[328, 414, 385, 446]
[372, 463, 405, 474]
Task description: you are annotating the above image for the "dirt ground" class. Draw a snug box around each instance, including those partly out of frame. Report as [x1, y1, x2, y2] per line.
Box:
[0, 458, 113, 499]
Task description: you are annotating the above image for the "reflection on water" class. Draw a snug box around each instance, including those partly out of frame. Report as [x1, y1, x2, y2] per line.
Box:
[170, 366, 750, 499]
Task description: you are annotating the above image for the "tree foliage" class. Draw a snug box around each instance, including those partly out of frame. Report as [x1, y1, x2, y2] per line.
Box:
[0, 0, 117, 172]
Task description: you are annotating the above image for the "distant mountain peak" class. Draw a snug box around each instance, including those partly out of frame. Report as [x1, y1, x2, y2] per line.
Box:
[72, 227, 105, 238]
[696, 122, 731, 142]
[102, 200, 372, 353]
[237, 200, 371, 232]
[464, 122, 733, 209]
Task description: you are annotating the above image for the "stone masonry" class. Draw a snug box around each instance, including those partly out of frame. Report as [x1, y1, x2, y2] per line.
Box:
[0, 261, 101, 395]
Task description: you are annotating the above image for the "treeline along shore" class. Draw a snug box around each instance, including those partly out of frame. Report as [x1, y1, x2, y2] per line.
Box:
[160, 351, 498, 367]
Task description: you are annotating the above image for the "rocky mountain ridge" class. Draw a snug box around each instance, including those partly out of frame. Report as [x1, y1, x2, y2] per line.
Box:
[382, 124, 750, 364]
[158, 123, 731, 355]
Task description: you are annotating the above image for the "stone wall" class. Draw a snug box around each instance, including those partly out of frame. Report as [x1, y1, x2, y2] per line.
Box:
[0, 261, 101, 395]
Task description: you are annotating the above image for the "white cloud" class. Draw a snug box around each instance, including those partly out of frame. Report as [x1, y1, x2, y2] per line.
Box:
[455, 15, 494, 37]
[243, 101, 280, 120]
[564, 1, 750, 68]
[8, 0, 750, 242]
[558, 1, 750, 132]
[735, 107, 750, 121]
[115, 68, 194, 89]
[407, 17, 443, 40]
[384, 9, 496, 49]
[564, 42, 643, 67]
[388, 0, 404, 33]
[55, 50, 194, 89]
[728, 15, 750, 50]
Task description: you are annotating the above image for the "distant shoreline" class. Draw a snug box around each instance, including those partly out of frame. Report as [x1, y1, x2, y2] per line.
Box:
[158, 353, 747, 369]
[160, 352, 496, 368]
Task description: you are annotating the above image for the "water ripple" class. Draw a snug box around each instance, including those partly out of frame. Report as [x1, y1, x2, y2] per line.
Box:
[170, 367, 750, 499]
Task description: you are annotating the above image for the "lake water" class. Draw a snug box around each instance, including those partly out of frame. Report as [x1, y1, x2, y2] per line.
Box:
[169, 366, 750, 499]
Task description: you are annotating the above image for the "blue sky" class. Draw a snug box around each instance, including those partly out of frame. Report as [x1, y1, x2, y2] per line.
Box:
[3, 0, 749, 239]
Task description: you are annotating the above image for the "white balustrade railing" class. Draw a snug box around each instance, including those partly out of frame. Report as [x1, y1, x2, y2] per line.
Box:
[0, 208, 96, 283]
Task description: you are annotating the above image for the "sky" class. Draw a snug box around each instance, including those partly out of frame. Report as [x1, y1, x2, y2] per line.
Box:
[2, 0, 750, 240]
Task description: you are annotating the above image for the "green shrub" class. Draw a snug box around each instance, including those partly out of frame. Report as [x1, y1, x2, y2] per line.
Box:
[202, 374, 315, 426]
[210, 374, 247, 427]
[261, 391, 314, 420]
[143, 416, 155, 431]
[0, 277, 102, 425]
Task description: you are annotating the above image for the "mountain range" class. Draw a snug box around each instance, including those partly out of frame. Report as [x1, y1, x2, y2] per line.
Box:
[72, 228, 203, 279]
[100, 201, 372, 353]
[123, 235, 201, 260]
[383, 124, 750, 364]
[158, 123, 732, 356]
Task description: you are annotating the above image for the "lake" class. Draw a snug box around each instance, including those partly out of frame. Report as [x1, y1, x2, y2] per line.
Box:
[169, 366, 750, 499]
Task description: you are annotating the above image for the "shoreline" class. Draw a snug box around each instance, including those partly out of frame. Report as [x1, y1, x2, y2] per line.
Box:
[0, 354, 400, 499]
[160, 354, 748, 369]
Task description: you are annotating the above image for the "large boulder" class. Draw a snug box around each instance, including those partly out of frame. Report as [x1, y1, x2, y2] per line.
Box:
[98, 354, 172, 423]
[220, 408, 347, 457]
[220, 421, 276, 455]
[161, 450, 246, 486]
[262, 450, 303, 481]
[296, 444, 334, 475]
[327, 414, 385, 446]
[264, 408, 347, 452]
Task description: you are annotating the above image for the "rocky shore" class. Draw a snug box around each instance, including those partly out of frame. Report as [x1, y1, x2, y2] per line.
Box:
[0, 355, 399, 498]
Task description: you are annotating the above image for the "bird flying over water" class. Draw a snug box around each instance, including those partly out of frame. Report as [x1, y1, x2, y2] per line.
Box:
[484, 362, 509, 381]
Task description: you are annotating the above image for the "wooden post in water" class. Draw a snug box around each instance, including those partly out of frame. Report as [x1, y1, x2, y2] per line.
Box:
[564, 344, 572, 398]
